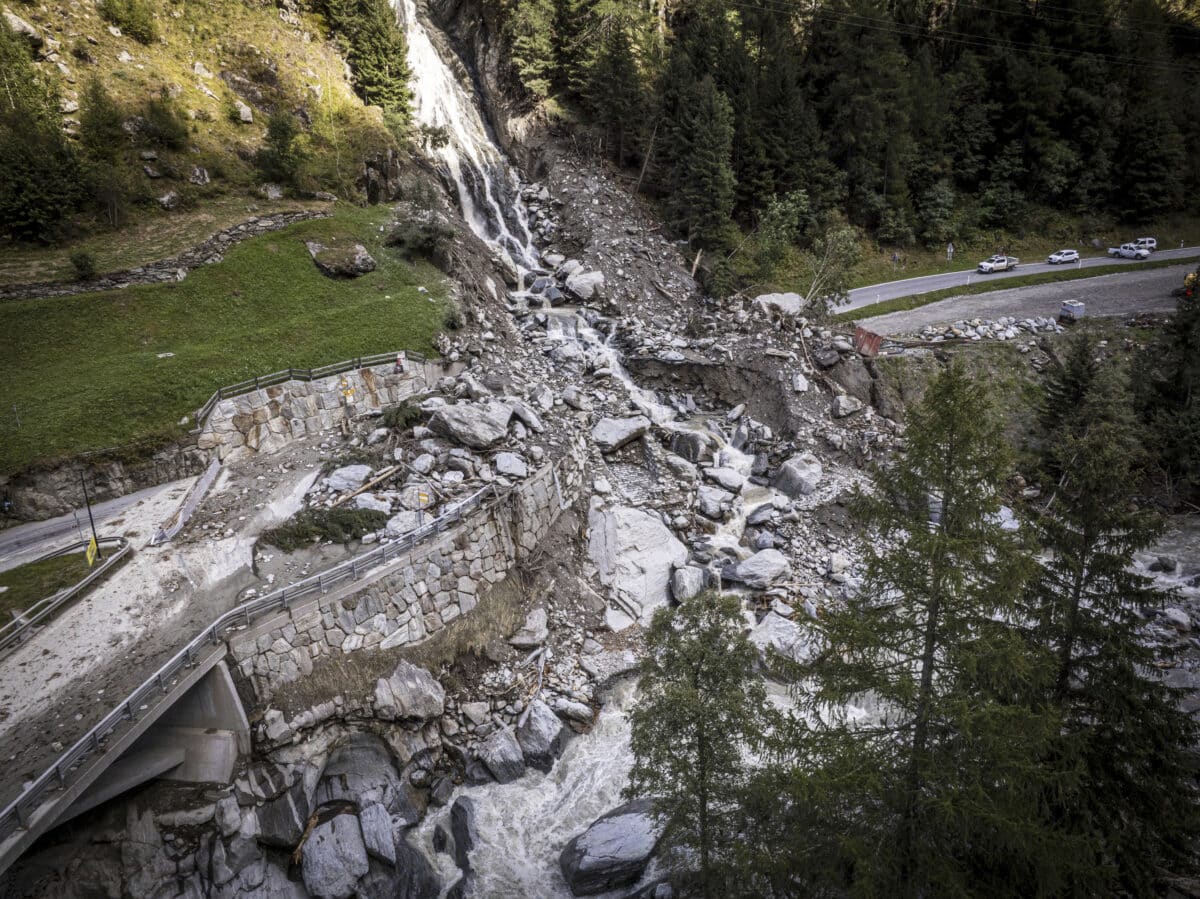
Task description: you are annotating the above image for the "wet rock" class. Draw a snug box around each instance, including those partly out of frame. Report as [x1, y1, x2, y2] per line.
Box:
[565, 269, 605, 301]
[477, 727, 525, 784]
[359, 803, 396, 865]
[429, 401, 513, 450]
[705, 467, 745, 492]
[550, 696, 594, 723]
[772, 453, 823, 498]
[316, 734, 419, 825]
[374, 660, 445, 720]
[301, 813, 369, 898]
[516, 699, 566, 772]
[732, 549, 792, 589]
[697, 485, 733, 520]
[258, 780, 310, 848]
[559, 798, 662, 896]
[592, 416, 650, 453]
[450, 796, 478, 873]
[669, 429, 714, 463]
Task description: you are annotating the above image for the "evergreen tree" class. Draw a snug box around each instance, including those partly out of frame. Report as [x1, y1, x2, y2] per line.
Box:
[1030, 336, 1200, 892]
[0, 22, 83, 242]
[666, 75, 736, 249]
[584, 17, 643, 163]
[256, 110, 305, 185]
[350, 0, 413, 129]
[780, 363, 1085, 896]
[79, 79, 130, 228]
[625, 591, 777, 895]
[506, 0, 557, 98]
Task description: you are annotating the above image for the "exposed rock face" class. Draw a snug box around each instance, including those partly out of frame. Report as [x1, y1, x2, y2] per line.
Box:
[732, 548, 792, 589]
[516, 699, 566, 772]
[509, 607, 549, 648]
[591, 416, 650, 453]
[429, 401, 513, 449]
[301, 813, 370, 898]
[316, 734, 419, 825]
[3, 10, 42, 48]
[773, 453, 823, 498]
[559, 798, 661, 896]
[373, 660, 446, 720]
[258, 780, 311, 848]
[588, 505, 688, 621]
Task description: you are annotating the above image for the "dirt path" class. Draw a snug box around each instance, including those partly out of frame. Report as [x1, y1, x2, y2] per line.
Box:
[860, 264, 1188, 335]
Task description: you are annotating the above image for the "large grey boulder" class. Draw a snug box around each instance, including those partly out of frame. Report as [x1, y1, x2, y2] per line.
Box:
[450, 796, 478, 873]
[516, 699, 566, 772]
[316, 734, 419, 825]
[832, 394, 864, 418]
[753, 292, 803, 316]
[565, 269, 605, 301]
[668, 428, 714, 463]
[374, 660, 445, 721]
[559, 798, 662, 896]
[477, 727, 526, 784]
[385, 510, 421, 538]
[732, 549, 792, 589]
[749, 612, 813, 665]
[591, 416, 650, 453]
[325, 464, 372, 492]
[493, 451, 528, 478]
[429, 402, 513, 449]
[671, 566, 706, 602]
[697, 484, 733, 520]
[588, 506, 688, 622]
[509, 607, 548, 649]
[2, 10, 42, 48]
[301, 813, 370, 898]
[257, 780, 310, 849]
[773, 453, 823, 498]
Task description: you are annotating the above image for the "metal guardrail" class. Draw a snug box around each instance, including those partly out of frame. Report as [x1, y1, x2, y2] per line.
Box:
[190, 350, 428, 434]
[150, 458, 222, 546]
[0, 537, 130, 656]
[0, 478, 504, 844]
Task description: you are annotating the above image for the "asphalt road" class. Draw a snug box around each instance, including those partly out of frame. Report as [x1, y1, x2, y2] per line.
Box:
[862, 263, 1189, 336]
[844, 245, 1200, 311]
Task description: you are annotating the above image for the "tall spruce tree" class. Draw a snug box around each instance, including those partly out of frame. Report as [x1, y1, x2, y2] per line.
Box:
[778, 362, 1086, 896]
[1029, 335, 1200, 893]
[666, 75, 736, 250]
[625, 591, 777, 896]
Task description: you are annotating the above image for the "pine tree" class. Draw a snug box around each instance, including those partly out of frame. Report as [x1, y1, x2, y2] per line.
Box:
[349, 0, 413, 129]
[780, 362, 1085, 896]
[79, 78, 130, 228]
[506, 0, 557, 98]
[584, 17, 643, 164]
[1029, 336, 1200, 892]
[625, 591, 777, 896]
[666, 75, 736, 250]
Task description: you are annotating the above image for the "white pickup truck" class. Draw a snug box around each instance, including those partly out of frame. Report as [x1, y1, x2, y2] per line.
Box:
[977, 255, 1019, 273]
[1107, 243, 1151, 260]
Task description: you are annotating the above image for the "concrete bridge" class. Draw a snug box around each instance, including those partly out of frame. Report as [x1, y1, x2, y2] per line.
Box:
[0, 441, 585, 877]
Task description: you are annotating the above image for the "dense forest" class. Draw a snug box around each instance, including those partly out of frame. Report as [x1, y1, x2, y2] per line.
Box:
[490, 0, 1200, 260]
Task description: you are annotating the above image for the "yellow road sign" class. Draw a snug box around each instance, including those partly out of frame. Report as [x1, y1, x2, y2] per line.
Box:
[86, 537, 98, 567]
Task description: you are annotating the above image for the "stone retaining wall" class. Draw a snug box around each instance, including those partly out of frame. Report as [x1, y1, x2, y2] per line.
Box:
[225, 437, 586, 703]
[197, 359, 459, 462]
[0, 211, 329, 302]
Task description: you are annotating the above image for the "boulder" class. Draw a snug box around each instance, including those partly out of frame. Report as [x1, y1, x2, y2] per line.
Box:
[588, 506, 688, 621]
[516, 699, 566, 772]
[385, 510, 420, 538]
[494, 451, 528, 478]
[158, 190, 180, 210]
[354, 494, 391, 514]
[562, 386, 593, 411]
[591, 416, 650, 453]
[3, 11, 42, 48]
[477, 727, 526, 784]
[772, 453, 823, 498]
[373, 660, 445, 721]
[306, 241, 377, 278]
[749, 612, 813, 665]
[832, 395, 864, 418]
[828, 354, 873, 404]
[450, 796, 477, 873]
[753, 292, 803, 316]
[325, 464, 372, 492]
[705, 467, 745, 492]
[429, 402, 513, 450]
[669, 429, 714, 463]
[301, 814, 369, 899]
[697, 484, 733, 520]
[565, 269, 606, 301]
[258, 780, 310, 849]
[671, 566, 706, 602]
[235, 99, 254, 123]
[358, 803, 396, 865]
[559, 798, 661, 896]
[509, 607, 549, 649]
[316, 734, 419, 825]
[732, 549, 792, 589]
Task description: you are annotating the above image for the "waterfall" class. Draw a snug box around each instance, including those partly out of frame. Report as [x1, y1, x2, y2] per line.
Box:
[395, 0, 537, 268]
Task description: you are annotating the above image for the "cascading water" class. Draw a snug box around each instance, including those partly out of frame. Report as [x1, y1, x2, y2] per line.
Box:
[395, 0, 537, 267]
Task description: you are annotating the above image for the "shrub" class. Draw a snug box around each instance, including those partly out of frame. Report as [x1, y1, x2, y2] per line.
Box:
[255, 110, 304, 184]
[142, 96, 188, 149]
[79, 79, 125, 164]
[260, 508, 388, 552]
[69, 251, 98, 280]
[98, 0, 158, 44]
[380, 400, 421, 431]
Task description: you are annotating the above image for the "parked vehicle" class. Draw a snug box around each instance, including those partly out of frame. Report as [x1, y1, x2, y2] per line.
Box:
[1107, 243, 1151, 260]
[978, 255, 1019, 273]
[1134, 237, 1158, 252]
[1047, 249, 1080, 264]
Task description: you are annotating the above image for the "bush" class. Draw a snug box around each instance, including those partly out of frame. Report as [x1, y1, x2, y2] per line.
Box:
[69, 251, 98, 280]
[255, 110, 304, 184]
[260, 508, 388, 552]
[98, 0, 158, 44]
[142, 96, 188, 149]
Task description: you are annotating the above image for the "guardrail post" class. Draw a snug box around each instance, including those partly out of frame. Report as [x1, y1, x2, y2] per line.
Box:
[318, 575, 325, 593]
[15, 800, 28, 827]
[54, 763, 66, 788]
[125, 700, 137, 723]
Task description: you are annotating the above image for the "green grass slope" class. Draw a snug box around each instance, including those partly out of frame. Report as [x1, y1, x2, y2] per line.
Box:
[0, 205, 447, 473]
